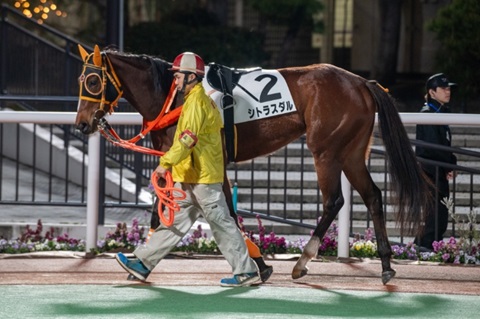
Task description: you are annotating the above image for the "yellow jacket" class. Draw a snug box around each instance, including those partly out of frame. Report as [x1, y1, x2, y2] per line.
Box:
[160, 83, 224, 184]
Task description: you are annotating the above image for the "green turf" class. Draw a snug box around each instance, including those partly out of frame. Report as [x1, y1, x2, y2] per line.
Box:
[0, 285, 477, 319]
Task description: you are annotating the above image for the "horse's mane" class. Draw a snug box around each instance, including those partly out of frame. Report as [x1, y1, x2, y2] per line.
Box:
[104, 49, 173, 95]
[149, 57, 174, 94]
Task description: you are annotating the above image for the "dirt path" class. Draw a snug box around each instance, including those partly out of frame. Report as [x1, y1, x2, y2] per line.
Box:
[1, 253, 479, 295]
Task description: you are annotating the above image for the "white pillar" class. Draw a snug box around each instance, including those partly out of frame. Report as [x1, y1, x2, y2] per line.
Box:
[86, 133, 100, 251]
[338, 172, 351, 258]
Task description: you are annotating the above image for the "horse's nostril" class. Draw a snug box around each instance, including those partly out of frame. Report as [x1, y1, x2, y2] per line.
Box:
[76, 122, 90, 135]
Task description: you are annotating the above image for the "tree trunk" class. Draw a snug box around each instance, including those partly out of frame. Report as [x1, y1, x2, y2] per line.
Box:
[275, 7, 305, 67]
[276, 27, 299, 67]
[372, 0, 403, 85]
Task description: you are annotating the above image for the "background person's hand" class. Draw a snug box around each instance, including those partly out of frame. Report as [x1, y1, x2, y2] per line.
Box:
[447, 171, 457, 180]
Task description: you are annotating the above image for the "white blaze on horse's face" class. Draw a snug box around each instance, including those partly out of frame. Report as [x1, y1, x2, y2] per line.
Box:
[75, 71, 97, 133]
[75, 100, 101, 134]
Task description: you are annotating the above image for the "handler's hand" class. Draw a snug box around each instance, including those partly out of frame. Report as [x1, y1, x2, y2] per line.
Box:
[155, 165, 168, 180]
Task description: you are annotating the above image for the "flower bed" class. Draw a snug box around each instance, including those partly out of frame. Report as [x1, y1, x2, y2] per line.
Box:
[1, 216, 479, 265]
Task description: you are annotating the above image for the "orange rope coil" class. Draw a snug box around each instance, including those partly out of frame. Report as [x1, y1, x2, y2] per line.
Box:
[99, 125, 187, 227]
[150, 170, 186, 227]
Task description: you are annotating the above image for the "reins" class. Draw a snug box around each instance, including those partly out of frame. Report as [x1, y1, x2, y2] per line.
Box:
[96, 78, 182, 156]
[83, 51, 186, 227]
[122, 81, 182, 144]
[98, 117, 185, 227]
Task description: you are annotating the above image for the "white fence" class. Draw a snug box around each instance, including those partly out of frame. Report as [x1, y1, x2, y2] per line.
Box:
[2, 110, 480, 254]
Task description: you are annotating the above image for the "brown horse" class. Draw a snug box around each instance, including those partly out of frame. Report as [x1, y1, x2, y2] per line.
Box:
[75, 45, 429, 285]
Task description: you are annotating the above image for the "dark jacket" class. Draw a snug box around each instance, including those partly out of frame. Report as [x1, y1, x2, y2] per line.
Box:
[415, 99, 457, 178]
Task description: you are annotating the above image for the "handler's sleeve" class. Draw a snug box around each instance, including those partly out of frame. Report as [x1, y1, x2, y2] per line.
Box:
[159, 102, 206, 169]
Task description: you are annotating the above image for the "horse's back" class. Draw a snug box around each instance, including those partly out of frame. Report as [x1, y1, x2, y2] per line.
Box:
[280, 63, 375, 117]
[280, 63, 376, 145]
[234, 64, 377, 161]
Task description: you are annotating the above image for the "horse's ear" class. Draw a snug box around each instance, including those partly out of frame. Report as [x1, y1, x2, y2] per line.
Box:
[93, 45, 102, 67]
[78, 44, 89, 62]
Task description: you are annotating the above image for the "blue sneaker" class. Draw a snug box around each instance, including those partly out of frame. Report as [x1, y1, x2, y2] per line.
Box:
[220, 272, 260, 287]
[115, 252, 151, 282]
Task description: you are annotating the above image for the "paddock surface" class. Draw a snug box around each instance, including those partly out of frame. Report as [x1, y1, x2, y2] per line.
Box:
[1, 253, 479, 318]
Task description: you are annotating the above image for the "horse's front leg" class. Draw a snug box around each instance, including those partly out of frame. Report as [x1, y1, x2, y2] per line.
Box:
[292, 188, 344, 279]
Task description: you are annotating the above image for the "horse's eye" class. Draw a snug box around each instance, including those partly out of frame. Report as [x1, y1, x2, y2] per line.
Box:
[83, 73, 103, 95]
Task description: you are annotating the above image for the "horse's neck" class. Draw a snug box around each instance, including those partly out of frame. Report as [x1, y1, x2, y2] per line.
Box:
[109, 54, 164, 121]
[150, 124, 176, 152]
[122, 88, 160, 121]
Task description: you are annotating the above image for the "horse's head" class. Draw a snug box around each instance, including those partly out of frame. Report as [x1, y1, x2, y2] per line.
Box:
[75, 45, 123, 134]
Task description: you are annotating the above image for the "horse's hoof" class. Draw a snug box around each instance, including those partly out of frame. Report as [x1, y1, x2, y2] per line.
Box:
[292, 266, 309, 279]
[260, 265, 274, 282]
[381, 269, 396, 285]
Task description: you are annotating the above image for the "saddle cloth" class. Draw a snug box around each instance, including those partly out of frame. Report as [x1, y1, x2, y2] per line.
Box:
[202, 65, 297, 124]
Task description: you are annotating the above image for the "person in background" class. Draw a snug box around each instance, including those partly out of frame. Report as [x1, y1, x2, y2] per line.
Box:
[415, 73, 457, 251]
[116, 52, 259, 287]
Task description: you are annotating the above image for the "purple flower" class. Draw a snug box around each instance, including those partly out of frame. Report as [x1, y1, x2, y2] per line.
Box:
[448, 237, 456, 245]
[365, 228, 373, 241]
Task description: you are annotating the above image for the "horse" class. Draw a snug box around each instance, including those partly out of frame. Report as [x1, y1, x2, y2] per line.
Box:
[75, 45, 430, 285]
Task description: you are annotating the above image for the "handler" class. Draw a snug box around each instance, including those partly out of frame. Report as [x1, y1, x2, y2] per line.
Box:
[116, 52, 260, 287]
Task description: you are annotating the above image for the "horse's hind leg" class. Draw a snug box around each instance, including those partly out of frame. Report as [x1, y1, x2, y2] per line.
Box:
[343, 159, 396, 284]
[292, 160, 344, 279]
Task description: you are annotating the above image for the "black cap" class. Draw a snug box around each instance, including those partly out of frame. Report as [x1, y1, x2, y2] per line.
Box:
[426, 73, 457, 90]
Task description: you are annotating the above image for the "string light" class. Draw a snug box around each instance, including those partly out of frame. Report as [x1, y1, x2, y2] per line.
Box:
[13, 0, 67, 22]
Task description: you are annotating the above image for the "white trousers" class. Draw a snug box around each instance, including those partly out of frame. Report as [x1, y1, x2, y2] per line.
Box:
[134, 182, 257, 275]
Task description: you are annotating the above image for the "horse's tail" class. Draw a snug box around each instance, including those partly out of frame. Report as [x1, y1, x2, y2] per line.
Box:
[366, 81, 429, 235]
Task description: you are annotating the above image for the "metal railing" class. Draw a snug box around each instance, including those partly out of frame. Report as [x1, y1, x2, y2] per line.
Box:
[2, 111, 480, 252]
[0, 96, 157, 206]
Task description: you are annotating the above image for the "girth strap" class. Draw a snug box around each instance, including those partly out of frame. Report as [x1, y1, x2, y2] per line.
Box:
[215, 66, 236, 163]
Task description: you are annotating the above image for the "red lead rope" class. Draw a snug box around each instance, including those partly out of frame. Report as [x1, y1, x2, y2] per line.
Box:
[99, 125, 187, 227]
[151, 171, 186, 227]
[98, 126, 187, 227]
[97, 82, 186, 227]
